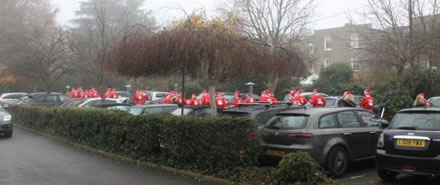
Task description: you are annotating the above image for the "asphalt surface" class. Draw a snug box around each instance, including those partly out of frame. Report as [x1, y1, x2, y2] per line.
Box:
[0, 127, 211, 185]
[337, 159, 440, 185]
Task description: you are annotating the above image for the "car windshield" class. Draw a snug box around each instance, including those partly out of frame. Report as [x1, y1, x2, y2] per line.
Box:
[129, 107, 144, 115]
[390, 112, 440, 131]
[430, 98, 440, 107]
[325, 99, 337, 106]
[171, 108, 192, 116]
[266, 115, 309, 130]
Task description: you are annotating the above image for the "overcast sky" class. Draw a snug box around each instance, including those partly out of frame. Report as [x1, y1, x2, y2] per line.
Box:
[52, 0, 369, 30]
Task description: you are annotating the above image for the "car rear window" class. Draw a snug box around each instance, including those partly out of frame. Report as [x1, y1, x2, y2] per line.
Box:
[266, 115, 309, 130]
[129, 107, 144, 115]
[390, 112, 440, 131]
[325, 99, 337, 107]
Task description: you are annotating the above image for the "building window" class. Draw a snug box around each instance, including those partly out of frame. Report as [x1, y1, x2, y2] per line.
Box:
[324, 59, 332, 68]
[351, 58, 360, 71]
[324, 36, 332, 51]
[350, 33, 359, 49]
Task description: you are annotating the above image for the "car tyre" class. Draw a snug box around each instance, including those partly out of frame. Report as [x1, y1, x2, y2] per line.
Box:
[4, 130, 12, 138]
[377, 168, 398, 181]
[326, 146, 349, 178]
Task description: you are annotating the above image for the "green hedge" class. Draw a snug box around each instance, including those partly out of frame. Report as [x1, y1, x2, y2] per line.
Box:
[9, 106, 259, 174]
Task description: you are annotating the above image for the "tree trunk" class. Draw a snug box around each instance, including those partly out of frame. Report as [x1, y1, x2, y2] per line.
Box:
[266, 73, 279, 94]
[208, 49, 218, 117]
[209, 85, 217, 117]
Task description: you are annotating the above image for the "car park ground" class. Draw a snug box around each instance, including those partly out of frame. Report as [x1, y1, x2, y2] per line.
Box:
[0, 127, 211, 185]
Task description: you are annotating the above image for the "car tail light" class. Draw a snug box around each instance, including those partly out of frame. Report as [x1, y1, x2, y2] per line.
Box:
[288, 133, 314, 139]
[377, 133, 384, 147]
[248, 132, 257, 139]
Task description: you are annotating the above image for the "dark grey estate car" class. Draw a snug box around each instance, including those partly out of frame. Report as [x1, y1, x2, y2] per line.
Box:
[0, 104, 12, 138]
[376, 107, 440, 181]
[261, 107, 387, 177]
[128, 104, 178, 115]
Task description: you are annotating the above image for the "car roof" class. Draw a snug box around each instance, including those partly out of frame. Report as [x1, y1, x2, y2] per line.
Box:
[1, 92, 27, 95]
[223, 104, 292, 113]
[132, 104, 178, 108]
[398, 107, 440, 113]
[93, 103, 131, 107]
[181, 105, 211, 109]
[277, 107, 366, 116]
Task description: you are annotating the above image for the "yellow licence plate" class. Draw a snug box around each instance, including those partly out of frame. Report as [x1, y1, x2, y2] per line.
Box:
[397, 139, 425, 147]
[267, 150, 284, 157]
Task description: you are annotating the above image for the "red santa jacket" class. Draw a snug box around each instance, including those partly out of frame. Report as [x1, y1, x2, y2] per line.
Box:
[231, 97, 243, 107]
[201, 94, 210, 105]
[360, 95, 375, 112]
[309, 94, 326, 108]
[294, 95, 308, 106]
[215, 97, 227, 109]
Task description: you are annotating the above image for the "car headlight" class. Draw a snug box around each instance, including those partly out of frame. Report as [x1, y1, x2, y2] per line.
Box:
[3, 115, 11, 121]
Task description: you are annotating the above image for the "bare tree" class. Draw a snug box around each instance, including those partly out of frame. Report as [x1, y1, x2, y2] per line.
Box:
[218, 0, 315, 91]
[357, 0, 440, 76]
[20, 26, 75, 92]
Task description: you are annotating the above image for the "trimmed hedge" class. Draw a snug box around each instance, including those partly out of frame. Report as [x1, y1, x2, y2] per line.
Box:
[9, 106, 259, 174]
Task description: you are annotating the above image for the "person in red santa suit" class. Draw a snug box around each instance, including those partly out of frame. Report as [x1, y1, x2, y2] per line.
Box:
[176, 92, 183, 105]
[77, 87, 84, 98]
[201, 90, 210, 105]
[215, 93, 227, 109]
[231, 90, 243, 107]
[190, 94, 200, 106]
[111, 88, 119, 99]
[84, 89, 89, 98]
[269, 91, 279, 104]
[360, 89, 375, 112]
[294, 89, 308, 105]
[309, 89, 326, 108]
[70, 88, 76, 98]
[91, 88, 98, 98]
[288, 90, 296, 103]
[136, 90, 145, 105]
[259, 90, 269, 102]
[141, 90, 148, 103]
[87, 89, 93, 98]
[162, 94, 173, 104]
[244, 93, 256, 103]
[104, 88, 111, 98]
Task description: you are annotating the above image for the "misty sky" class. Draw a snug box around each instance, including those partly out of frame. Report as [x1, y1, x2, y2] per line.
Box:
[52, 0, 369, 30]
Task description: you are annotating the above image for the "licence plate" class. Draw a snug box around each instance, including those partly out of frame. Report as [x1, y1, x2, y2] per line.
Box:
[396, 139, 425, 147]
[267, 150, 284, 157]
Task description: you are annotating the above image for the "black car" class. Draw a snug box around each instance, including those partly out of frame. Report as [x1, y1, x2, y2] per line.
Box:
[221, 103, 302, 127]
[376, 107, 440, 180]
[128, 104, 178, 115]
[0, 103, 12, 138]
[171, 105, 223, 117]
[21, 93, 70, 106]
[261, 107, 387, 177]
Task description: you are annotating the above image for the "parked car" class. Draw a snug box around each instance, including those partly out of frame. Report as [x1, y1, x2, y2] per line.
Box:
[0, 92, 28, 104]
[221, 104, 302, 127]
[283, 92, 328, 101]
[147, 91, 167, 101]
[128, 104, 178, 115]
[428, 96, 440, 107]
[92, 103, 131, 112]
[261, 107, 387, 177]
[77, 98, 122, 108]
[59, 98, 86, 107]
[325, 95, 364, 107]
[376, 107, 440, 181]
[0, 103, 12, 138]
[21, 93, 70, 106]
[116, 91, 131, 103]
[171, 105, 223, 117]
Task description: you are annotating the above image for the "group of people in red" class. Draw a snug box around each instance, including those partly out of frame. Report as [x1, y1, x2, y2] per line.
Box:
[131, 90, 149, 105]
[286, 89, 326, 107]
[69, 87, 100, 98]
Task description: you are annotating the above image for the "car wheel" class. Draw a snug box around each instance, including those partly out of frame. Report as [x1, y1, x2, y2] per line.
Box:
[326, 146, 349, 177]
[4, 130, 12, 138]
[377, 168, 398, 181]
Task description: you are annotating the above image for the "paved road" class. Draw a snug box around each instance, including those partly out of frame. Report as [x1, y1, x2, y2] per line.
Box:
[0, 127, 211, 185]
[337, 159, 440, 185]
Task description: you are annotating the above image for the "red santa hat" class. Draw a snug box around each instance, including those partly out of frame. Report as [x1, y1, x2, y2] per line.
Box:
[290, 90, 296, 96]
[344, 91, 351, 96]
[364, 89, 372, 95]
[297, 89, 303, 95]
[312, 88, 318, 94]
[420, 93, 425, 98]
[235, 90, 240, 97]
[202, 90, 207, 94]
[215, 92, 221, 97]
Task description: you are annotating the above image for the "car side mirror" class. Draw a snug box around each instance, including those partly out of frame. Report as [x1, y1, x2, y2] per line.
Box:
[380, 119, 390, 128]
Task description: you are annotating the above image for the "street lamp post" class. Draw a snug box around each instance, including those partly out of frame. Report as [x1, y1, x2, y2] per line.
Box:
[125, 84, 132, 104]
[174, 84, 178, 93]
[65, 85, 71, 95]
[246, 82, 255, 100]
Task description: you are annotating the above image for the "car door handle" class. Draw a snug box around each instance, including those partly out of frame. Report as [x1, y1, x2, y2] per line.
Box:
[343, 133, 352, 136]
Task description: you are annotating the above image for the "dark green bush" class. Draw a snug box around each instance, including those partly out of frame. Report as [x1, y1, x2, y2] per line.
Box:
[9, 105, 259, 176]
[272, 152, 335, 185]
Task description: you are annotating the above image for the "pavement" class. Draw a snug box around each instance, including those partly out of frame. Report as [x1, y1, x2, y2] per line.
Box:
[0, 127, 212, 185]
[336, 159, 440, 185]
